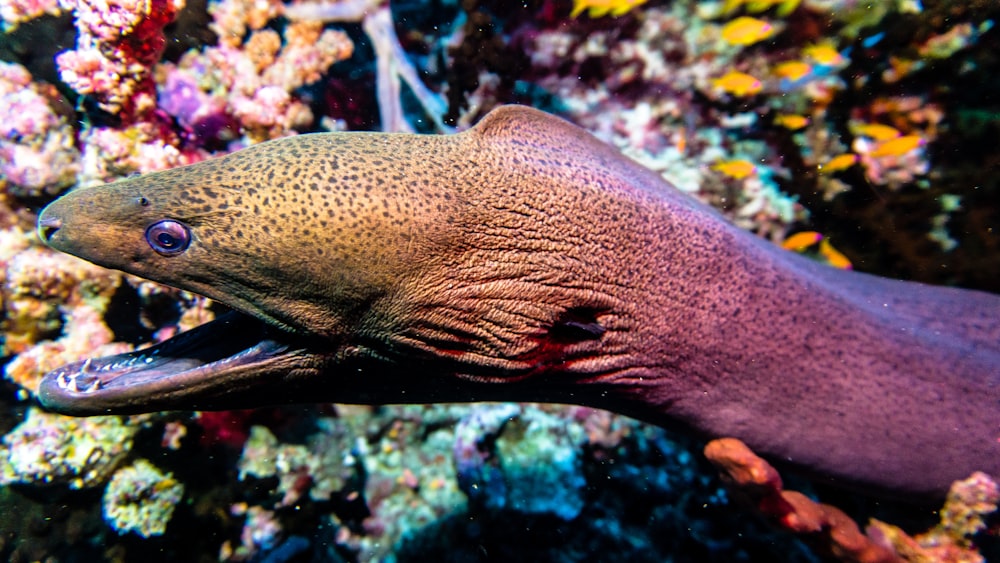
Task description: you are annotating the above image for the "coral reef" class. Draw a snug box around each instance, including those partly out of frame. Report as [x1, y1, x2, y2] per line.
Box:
[159, 15, 354, 144]
[0, 408, 136, 489]
[233, 405, 467, 561]
[873, 472, 1000, 563]
[2, 242, 122, 360]
[0, 61, 79, 197]
[455, 404, 587, 519]
[55, 0, 184, 120]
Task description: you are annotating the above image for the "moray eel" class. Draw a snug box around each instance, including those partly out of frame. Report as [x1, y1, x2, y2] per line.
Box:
[35, 106, 999, 498]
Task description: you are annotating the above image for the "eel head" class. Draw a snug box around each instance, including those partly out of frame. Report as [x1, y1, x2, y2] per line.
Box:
[33, 131, 474, 415]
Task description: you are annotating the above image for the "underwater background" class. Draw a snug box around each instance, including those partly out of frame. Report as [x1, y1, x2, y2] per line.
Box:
[1, 0, 999, 561]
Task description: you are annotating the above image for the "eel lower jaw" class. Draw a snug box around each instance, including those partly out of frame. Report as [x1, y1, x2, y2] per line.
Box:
[37, 311, 330, 416]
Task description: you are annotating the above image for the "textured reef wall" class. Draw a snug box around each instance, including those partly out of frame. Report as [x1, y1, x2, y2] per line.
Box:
[1, 0, 998, 561]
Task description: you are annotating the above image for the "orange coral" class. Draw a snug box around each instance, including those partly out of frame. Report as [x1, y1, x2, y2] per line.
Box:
[705, 437, 901, 563]
[704, 438, 999, 563]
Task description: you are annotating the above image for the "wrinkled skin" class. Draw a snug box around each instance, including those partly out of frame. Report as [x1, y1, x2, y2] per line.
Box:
[36, 106, 999, 499]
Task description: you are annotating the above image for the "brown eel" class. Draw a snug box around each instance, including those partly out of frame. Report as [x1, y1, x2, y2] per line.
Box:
[34, 105, 999, 499]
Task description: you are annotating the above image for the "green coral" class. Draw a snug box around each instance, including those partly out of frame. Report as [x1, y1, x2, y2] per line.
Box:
[103, 459, 184, 537]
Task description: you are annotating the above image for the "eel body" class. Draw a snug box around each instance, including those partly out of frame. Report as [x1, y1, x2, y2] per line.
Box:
[36, 106, 999, 498]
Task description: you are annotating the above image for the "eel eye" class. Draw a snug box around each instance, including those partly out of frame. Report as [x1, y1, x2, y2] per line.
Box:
[145, 219, 191, 256]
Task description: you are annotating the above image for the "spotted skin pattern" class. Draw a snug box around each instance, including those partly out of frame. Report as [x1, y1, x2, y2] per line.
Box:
[37, 106, 999, 498]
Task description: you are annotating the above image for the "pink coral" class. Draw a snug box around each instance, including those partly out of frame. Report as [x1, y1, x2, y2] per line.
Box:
[0, 0, 66, 30]
[159, 19, 353, 143]
[56, 0, 185, 119]
[78, 121, 197, 186]
[0, 62, 80, 196]
[0, 65, 59, 138]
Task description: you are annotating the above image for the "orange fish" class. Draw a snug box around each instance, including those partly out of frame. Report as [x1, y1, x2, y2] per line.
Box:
[773, 60, 812, 81]
[712, 71, 763, 96]
[803, 43, 845, 66]
[720, 17, 776, 46]
[570, 0, 647, 18]
[712, 160, 757, 179]
[675, 126, 687, 154]
[852, 123, 901, 142]
[774, 114, 809, 130]
[819, 153, 858, 173]
[819, 238, 852, 269]
[869, 135, 925, 158]
[781, 231, 822, 252]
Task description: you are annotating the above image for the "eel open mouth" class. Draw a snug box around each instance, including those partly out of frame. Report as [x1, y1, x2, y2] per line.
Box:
[37, 312, 304, 415]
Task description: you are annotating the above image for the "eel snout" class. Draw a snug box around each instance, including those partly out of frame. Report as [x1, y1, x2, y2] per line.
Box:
[36, 313, 316, 415]
[37, 215, 62, 243]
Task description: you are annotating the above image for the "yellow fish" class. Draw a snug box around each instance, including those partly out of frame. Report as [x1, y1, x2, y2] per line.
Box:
[570, 0, 647, 18]
[803, 43, 845, 66]
[885, 56, 917, 82]
[773, 60, 812, 81]
[747, 0, 800, 14]
[781, 231, 851, 269]
[712, 71, 763, 96]
[852, 123, 901, 142]
[712, 160, 757, 179]
[869, 135, 924, 158]
[774, 114, 809, 130]
[781, 231, 822, 252]
[819, 153, 857, 173]
[720, 16, 776, 46]
[819, 238, 852, 269]
[722, 0, 801, 16]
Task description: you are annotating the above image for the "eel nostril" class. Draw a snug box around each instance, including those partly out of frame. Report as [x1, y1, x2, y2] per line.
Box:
[38, 216, 62, 242]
